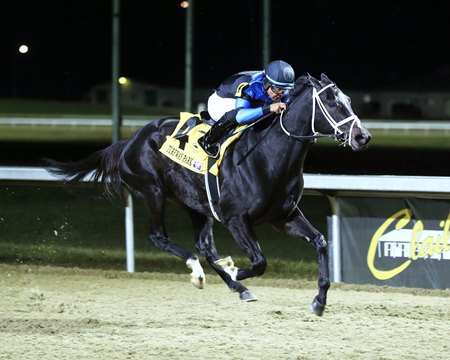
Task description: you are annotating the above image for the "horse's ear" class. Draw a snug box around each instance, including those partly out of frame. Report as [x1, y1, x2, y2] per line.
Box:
[306, 73, 315, 84]
[295, 74, 310, 86]
[289, 74, 311, 97]
[307, 74, 321, 87]
[320, 73, 333, 84]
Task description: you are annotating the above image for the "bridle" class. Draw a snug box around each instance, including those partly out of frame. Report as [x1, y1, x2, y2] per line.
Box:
[279, 83, 361, 147]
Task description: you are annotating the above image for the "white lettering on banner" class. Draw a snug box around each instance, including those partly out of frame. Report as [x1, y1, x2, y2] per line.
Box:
[367, 209, 450, 280]
[378, 229, 450, 260]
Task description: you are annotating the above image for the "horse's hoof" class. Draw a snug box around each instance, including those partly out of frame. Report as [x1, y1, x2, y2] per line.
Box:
[186, 257, 205, 289]
[311, 297, 325, 316]
[190, 275, 205, 289]
[240, 290, 258, 302]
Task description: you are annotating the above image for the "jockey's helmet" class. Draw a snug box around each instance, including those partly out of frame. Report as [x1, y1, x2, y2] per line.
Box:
[263, 60, 295, 90]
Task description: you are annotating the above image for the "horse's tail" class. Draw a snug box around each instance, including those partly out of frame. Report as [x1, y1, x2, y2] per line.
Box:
[43, 140, 127, 201]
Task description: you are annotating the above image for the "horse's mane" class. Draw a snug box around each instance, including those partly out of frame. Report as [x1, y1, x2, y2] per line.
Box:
[288, 74, 319, 99]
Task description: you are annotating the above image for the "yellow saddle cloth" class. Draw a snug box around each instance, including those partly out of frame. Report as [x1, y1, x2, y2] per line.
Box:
[159, 112, 244, 176]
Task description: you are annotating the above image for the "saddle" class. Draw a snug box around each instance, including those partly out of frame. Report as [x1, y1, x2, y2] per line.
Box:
[159, 112, 244, 176]
[159, 112, 246, 221]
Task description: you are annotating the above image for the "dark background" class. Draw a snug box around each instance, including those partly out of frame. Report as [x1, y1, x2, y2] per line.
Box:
[2, 0, 449, 100]
[1, 0, 449, 175]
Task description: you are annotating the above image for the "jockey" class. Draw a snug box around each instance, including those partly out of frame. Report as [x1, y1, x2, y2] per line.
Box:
[198, 60, 296, 157]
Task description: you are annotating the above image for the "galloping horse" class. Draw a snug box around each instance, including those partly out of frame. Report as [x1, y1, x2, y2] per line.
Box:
[45, 74, 371, 316]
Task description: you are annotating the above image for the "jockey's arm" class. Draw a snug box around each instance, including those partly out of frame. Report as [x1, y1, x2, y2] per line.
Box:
[235, 98, 286, 124]
[234, 98, 269, 124]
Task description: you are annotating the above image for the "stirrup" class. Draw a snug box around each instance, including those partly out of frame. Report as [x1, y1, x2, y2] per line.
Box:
[198, 137, 220, 158]
[204, 143, 220, 158]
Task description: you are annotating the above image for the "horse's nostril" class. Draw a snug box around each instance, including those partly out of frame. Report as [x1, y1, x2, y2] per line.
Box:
[356, 134, 370, 145]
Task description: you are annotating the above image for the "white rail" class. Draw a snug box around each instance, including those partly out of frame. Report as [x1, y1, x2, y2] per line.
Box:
[304, 174, 450, 197]
[0, 116, 160, 127]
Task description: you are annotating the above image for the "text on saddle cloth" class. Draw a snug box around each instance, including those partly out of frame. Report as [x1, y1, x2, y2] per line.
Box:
[159, 112, 244, 176]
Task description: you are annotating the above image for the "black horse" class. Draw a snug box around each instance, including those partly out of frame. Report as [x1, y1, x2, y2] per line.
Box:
[45, 74, 371, 316]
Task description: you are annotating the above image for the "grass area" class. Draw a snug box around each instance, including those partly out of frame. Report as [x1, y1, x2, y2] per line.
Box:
[0, 243, 319, 280]
[367, 130, 450, 149]
[1, 123, 449, 149]
[302, 130, 450, 149]
[0, 185, 325, 278]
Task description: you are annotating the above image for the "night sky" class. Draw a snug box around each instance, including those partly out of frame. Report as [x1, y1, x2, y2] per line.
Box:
[2, 0, 449, 101]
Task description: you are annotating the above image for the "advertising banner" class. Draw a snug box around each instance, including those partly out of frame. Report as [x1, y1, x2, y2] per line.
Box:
[333, 197, 450, 289]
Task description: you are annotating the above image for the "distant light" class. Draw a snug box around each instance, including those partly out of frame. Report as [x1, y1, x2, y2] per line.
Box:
[19, 45, 29, 54]
[180, 1, 189, 8]
[363, 94, 371, 103]
[118, 77, 128, 85]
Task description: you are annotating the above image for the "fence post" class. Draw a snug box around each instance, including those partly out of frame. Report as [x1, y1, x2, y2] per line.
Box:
[125, 189, 135, 273]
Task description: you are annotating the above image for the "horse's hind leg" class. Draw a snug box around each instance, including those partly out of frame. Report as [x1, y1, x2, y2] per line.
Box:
[188, 210, 253, 299]
[133, 183, 205, 288]
[273, 208, 330, 316]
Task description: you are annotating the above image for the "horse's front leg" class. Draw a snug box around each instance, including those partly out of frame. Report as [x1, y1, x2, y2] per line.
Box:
[189, 211, 253, 300]
[216, 215, 267, 301]
[273, 208, 330, 316]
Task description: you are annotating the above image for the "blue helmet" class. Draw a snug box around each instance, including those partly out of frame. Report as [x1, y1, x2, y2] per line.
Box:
[264, 60, 295, 89]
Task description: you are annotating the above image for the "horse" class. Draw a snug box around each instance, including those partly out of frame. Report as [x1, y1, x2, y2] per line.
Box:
[45, 73, 371, 316]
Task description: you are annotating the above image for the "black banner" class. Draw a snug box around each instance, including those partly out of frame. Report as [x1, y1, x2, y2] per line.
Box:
[333, 197, 450, 289]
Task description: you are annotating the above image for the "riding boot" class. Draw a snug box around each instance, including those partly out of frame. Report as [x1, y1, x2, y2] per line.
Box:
[198, 110, 238, 157]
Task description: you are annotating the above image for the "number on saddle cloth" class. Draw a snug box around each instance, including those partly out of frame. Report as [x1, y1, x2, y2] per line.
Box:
[172, 115, 205, 151]
[173, 116, 203, 139]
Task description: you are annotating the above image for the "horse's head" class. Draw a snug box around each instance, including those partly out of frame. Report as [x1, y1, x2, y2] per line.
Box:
[287, 73, 371, 151]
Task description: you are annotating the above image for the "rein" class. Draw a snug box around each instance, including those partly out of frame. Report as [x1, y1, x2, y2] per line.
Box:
[279, 83, 360, 146]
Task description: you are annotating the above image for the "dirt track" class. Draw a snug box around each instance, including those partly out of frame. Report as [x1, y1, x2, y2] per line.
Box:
[1, 264, 449, 360]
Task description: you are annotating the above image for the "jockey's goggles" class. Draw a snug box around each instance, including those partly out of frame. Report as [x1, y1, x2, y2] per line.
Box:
[269, 85, 289, 95]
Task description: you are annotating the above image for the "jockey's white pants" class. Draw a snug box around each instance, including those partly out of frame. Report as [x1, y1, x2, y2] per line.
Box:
[207, 92, 236, 122]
